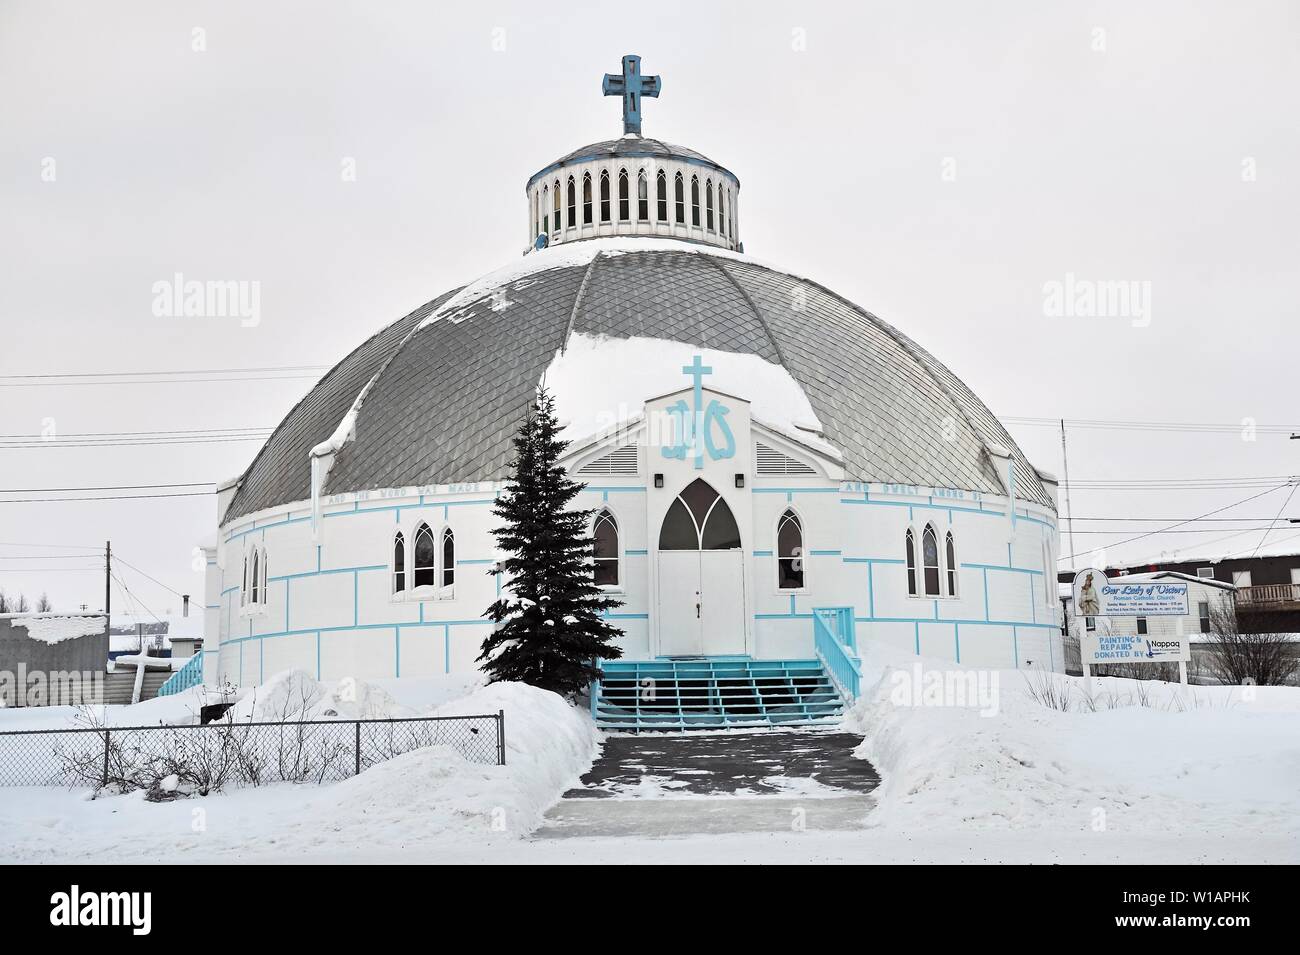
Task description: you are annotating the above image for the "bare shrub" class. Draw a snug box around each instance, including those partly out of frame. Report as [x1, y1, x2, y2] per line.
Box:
[1202, 600, 1300, 686]
[1022, 667, 1072, 711]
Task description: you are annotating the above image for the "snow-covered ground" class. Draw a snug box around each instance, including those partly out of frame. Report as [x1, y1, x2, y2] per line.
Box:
[1, 651, 1297, 864]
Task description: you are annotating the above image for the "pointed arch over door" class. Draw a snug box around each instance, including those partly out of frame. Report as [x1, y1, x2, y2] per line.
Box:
[658, 478, 741, 550]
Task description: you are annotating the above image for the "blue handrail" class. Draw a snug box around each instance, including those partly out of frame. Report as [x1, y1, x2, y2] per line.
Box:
[157, 652, 203, 697]
[813, 607, 861, 700]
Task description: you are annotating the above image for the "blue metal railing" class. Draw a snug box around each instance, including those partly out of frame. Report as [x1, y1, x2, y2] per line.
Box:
[813, 607, 861, 700]
[157, 652, 203, 697]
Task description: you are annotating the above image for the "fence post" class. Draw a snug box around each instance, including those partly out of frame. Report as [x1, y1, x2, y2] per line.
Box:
[496, 709, 505, 766]
[101, 729, 110, 789]
[354, 721, 361, 776]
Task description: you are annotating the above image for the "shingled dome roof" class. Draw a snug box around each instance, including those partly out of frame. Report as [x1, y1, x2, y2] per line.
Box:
[223, 238, 1051, 523]
[527, 137, 735, 189]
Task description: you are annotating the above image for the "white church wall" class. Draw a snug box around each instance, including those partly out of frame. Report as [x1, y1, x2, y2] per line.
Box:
[321, 627, 397, 682]
[395, 624, 442, 677]
[212, 465, 1063, 687]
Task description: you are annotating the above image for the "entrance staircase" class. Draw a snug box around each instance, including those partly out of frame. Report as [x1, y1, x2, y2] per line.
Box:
[591, 659, 847, 732]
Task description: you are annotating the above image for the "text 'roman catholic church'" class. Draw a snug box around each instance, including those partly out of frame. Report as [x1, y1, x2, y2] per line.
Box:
[201, 55, 1063, 730]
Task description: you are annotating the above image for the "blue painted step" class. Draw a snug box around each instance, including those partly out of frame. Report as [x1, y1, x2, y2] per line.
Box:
[591, 659, 847, 732]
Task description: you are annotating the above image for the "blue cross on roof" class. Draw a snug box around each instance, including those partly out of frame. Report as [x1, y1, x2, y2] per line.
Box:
[602, 54, 662, 136]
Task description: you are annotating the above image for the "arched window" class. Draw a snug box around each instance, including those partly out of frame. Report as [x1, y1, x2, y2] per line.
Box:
[637, 169, 649, 221]
[777, 508, 804, 590]
[393, 531, 406, 593]
[618, 168, 630, 221]
[690, 175, 700, 226]
[566, 176, 576, 228]
[241, 555, 248, 606]
[441, 528, 455, 587]
[251, 550, 260, 605]
[718, 187, 726, 236]
[659, 478, 741, 550]
[541, 184, 549, 234]
[923, 525, 941, 596]
[945, 531, 957, 596]
[413, 523, 435, 588]
[582, 172, 592, 225]
[905, 529, 917, 596]
[705, 179, 714, 231]
[593, 510, 619, 587]
[552, 180, 561, 234]
[674, 172, 685, 223]
[599, 170, 611, 222]
[656, 169, 668, 221]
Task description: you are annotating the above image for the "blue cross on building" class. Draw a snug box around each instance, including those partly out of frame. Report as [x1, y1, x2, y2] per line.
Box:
[602, 54, 662, 136]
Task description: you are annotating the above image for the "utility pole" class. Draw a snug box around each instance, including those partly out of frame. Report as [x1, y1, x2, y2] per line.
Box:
[1059, 420, 1076, 567]
[104, 540, 111, 617]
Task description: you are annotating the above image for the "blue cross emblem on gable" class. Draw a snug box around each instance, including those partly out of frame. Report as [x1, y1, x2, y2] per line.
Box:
[662, 355, 735, 470]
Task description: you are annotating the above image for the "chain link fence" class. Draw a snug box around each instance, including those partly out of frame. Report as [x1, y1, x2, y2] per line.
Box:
[0, 712, 504, 790]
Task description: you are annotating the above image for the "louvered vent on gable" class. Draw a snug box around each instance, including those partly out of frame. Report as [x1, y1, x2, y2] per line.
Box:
[577, 444, 639, 476]
[755, 442, 817, 476]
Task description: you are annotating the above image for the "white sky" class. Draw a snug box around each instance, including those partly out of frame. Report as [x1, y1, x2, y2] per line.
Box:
[2, 0, 1298, 615]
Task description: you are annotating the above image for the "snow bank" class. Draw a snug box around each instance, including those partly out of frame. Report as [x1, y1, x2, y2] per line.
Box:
[543, 332, 837, 456]
[227, 668, 410, 722]
[2, 613, 105, 645]
[325, 682, 599, 840]
[0, 680, 597, 861]
[846, 646, 1300, 835]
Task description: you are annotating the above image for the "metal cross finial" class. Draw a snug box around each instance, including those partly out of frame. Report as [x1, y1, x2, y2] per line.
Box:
[602, 54, 662, 136]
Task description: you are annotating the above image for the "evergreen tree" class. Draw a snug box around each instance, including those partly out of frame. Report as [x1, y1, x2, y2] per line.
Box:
[478, 386, 624, 695]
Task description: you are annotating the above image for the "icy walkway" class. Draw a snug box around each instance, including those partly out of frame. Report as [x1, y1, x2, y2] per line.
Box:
[533, 729, 879, 838]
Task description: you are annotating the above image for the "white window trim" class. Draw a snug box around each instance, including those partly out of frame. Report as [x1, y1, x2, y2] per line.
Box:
[591, 507, 625, 594]
[774, 506, 808, 595]
[907, 522, 959, 600]
[391, 520, 456, 603]
[239, 543, 270, 616]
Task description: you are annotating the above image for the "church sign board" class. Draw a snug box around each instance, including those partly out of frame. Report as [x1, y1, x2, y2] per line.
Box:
[1080, 632, 1191, 666]
[1071, 568, 1189, 617]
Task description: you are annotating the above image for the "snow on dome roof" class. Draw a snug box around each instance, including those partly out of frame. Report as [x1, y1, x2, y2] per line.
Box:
[221, 237, 1052, 523]
[544, 332, 840, 459]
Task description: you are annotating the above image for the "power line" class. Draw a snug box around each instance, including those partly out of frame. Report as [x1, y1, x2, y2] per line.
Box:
[1059, 483, 1291, 563]
[0, 437, 269, 450]
[1249, 482, 1300, 558]
[0, 553, 102, 559]
[0, 364, 327, 380]
[0, 540, 103, 549]
[1067, 527, 1290, 534]
[1004, 415, 1299, 435]
[0, 491, 211, 504]
[0, 482, 213, 494]
[113, 553, 189, 600]
[0, 427, 271, 439]
[1070, 516, 1294, 522]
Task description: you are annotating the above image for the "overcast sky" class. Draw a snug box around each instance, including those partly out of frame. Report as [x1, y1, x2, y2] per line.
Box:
[2, 0, 1298, 615]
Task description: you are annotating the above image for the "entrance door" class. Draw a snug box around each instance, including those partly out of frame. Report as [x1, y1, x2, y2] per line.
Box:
[657, 479, 746, 657]
[658, 552, 702, 656]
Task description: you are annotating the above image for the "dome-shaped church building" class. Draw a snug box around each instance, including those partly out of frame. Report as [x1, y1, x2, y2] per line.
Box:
[201, 56, 1063, 725]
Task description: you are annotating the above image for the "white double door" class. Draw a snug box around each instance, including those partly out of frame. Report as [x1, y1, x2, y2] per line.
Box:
[657, 550, 746, 656]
